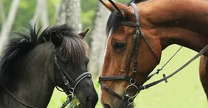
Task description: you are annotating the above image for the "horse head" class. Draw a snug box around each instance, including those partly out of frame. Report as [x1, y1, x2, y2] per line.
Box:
[46, 25, 98, 108]
[99, 1, 162, 108]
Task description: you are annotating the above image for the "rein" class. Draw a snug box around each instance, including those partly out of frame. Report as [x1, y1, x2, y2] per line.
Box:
[147, 46, 183, 80]
[139, 44, 208, 90]
[99, 2, 208, 108]
[0, 83, 39, 108]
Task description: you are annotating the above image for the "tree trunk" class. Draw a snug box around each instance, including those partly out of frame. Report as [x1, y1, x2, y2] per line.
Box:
[33, 0, 49, 29]
[88, 2, 110, 80]
[56, 0, 81, 32]
[0, 1, 6, 23]
[0, 0, 20, 56]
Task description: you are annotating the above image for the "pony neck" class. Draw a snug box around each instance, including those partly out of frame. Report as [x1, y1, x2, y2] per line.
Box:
[3, 43, 54, 108]
[139, 0, 208, 55]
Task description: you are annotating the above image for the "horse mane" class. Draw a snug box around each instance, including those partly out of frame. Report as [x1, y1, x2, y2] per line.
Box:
[106, 0, 146, 35]
[133, 0, 146, 3]
[0, 22, 87, 84]
[41, 24, 88, 64]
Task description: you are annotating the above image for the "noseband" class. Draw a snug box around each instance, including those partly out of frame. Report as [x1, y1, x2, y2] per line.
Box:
[54, 48, 92, 108]
[99, 2, 159, 107]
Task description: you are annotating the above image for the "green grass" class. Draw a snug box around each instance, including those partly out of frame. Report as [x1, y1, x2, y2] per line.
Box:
[48, 45, 208, 108]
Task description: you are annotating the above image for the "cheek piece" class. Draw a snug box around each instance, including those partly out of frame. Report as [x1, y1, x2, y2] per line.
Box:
[54, 49, 91, 108]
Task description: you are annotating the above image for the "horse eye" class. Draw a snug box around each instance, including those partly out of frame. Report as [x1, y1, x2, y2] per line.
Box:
[113, 42, 126, 51]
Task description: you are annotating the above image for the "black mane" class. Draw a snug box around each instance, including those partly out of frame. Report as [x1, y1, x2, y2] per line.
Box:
[0, 22, 87, 84]
[0, 22, 40, 83]
[132, 0, 146, 3]
[106, 10, 124, 35]
[106, 0, 146, 35]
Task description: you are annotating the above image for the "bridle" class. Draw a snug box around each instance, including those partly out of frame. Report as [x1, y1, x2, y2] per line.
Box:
[0, 47, 92, 108]
[54, 47, 92, 108]
[99, 2, 159, 107]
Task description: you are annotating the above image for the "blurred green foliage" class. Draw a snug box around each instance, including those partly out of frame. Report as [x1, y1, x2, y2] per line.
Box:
[68, 96, 84, 108]
[0, 0, 130, 34]
[81, 0, 97, 31]
[0, 0, 97, 32]
[1, 0, 36, 31]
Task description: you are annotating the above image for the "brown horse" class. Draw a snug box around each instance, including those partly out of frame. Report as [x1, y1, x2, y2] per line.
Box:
[99, 0, 208, 108]
[200, 55, 208, 99]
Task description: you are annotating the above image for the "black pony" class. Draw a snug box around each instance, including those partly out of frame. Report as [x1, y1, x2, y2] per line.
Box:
[0, 22, 98, 108]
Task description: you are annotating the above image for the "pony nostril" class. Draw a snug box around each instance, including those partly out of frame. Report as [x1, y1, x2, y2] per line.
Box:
[87, 96, 92, 102]
[87, 96, 98, 108]
[86, 96, 92, 108]
[104, 104, 111, 108]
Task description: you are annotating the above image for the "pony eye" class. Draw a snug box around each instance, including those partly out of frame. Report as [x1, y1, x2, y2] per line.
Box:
[61, 60, 69, 65]
[113, 42, 126, 51]
[59, 58, 69, 64]
[85, 58, 89, 65]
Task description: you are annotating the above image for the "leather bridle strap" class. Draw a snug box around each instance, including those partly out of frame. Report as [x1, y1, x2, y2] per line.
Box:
[119, 22, 160, 64]
[123, 3, 159, 64]
[73, 72, 92, 91]
[130, 3, 140, 27]
[54, 55, 92, 93]
[139, 44, 208, 91]
[100, 82, 124, 100]
[59, 72, 91, 108]
[99, 76, 130, 81]
[54, 55, 91, 108]
[0, 83, 39, 108]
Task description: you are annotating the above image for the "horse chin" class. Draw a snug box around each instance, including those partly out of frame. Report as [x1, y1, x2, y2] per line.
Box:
[119, 100, 134, 108]
[103, 99, 131, 108]
[75, 79, 98, 108]
[103, 99, 123, 108]
[119, 101, 127, 108]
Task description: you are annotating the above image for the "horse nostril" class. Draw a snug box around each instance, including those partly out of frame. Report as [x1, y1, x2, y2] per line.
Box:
[104, 104, 111, 108]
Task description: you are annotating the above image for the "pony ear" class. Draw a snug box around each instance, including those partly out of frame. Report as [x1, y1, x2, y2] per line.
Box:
[99, 0, 134, 17]
[50, 32, 63, 48]
[78, 29, 89, 39]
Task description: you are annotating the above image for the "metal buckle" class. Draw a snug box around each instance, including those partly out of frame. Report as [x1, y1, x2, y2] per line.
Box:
[127, 101, 135, 108]
[124, 83, 139, 98]
[64, 79, 69, 86]
[132, 67, 137, 73]
[69, 88, 74, 94]
[130, 78, 136, 85]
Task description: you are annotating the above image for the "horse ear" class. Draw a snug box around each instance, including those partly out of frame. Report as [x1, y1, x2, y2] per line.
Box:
[99, 0, 134, 17]
[50, 32, 63, 48]
[99, 0, 115, 11]
[78, 29, 89, 39]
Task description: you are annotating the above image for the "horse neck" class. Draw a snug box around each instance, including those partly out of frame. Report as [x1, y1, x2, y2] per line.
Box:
[2, 42, 55, 108]
[139, 0, 208, 55]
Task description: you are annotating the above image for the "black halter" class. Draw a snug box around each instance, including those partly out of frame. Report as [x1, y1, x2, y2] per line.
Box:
[99, 2, 159, 107]
[54, 48, 92, 108]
